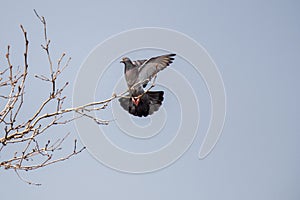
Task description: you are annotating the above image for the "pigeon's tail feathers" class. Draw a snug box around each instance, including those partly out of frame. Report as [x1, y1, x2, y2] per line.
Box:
[118, 91, 164, 117]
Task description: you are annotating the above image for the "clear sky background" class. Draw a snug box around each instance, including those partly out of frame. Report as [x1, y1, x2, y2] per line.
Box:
[0, 0, 299, 199]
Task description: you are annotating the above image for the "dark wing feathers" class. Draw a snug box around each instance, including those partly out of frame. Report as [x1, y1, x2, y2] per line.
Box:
[137, 54, 175, 87]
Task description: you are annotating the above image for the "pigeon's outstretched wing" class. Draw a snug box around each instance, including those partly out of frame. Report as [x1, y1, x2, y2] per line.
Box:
[137, 54, 176, 87]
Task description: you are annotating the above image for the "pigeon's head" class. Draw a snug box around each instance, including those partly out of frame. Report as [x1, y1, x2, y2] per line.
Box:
[120, 57, 131, 64]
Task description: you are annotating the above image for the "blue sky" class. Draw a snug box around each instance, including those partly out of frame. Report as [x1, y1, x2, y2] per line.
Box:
[0, 1, 299, 199]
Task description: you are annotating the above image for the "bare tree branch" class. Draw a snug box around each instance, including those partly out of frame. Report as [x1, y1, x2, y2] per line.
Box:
[0, 11, 91, 185]
[0, 10, 157, 186]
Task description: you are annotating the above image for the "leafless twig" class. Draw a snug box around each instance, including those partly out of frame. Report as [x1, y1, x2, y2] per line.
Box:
[0, 10, 159, 186]
[0, 10, 112, 185]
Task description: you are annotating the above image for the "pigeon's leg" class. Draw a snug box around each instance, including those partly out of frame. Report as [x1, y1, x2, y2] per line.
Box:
[144, 73, 157, 93]
[151, 73, 157, 87]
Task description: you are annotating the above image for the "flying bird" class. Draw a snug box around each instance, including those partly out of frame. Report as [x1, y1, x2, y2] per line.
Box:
[119, 53, 176, 117]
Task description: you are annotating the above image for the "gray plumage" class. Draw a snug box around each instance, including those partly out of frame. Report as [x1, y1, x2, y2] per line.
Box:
[119, 53, 176, 117]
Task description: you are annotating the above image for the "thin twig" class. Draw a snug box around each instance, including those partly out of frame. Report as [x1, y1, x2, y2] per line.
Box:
[15, 169, 41, 186]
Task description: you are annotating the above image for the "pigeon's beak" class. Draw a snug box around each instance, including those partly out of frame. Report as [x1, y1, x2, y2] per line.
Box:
[120, 57, 125, 63]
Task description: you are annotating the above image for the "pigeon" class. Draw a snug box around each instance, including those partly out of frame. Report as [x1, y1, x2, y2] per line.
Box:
[119, 53, 176, 117]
